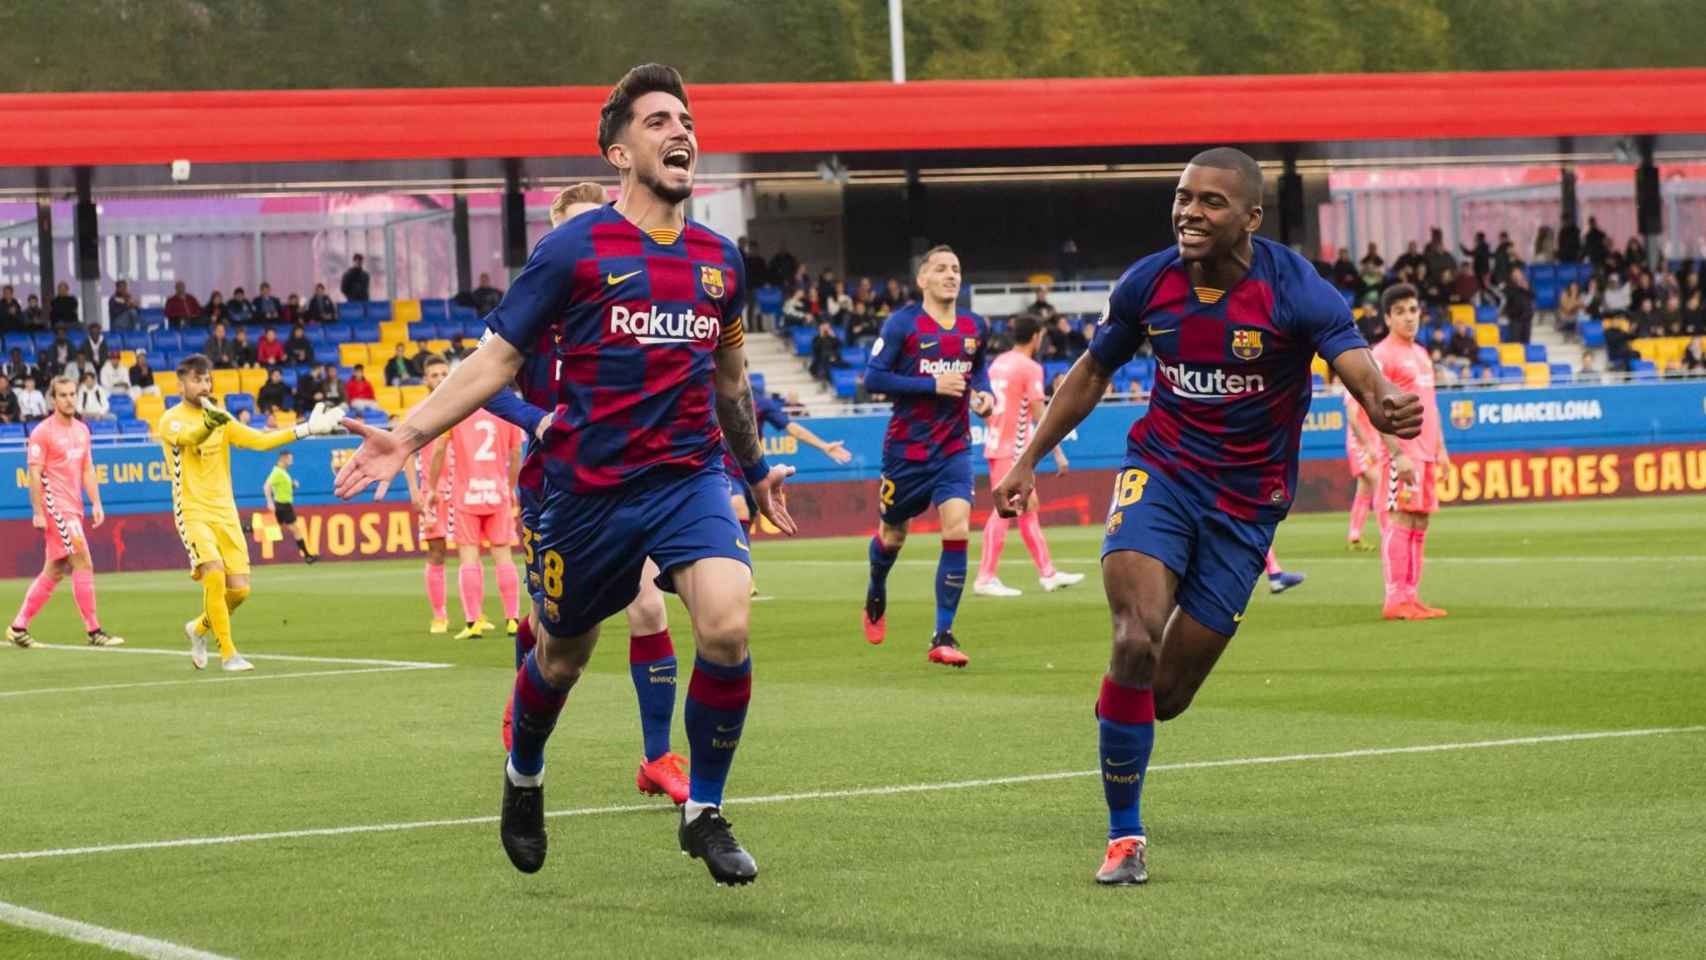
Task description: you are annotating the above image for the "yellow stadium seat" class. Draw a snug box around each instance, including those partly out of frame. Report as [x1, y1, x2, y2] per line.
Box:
[211, 370, 241, 397]
[1474, 324, 1501, 347]
[339, 343, 372, 368]
[425, 339, 451, 355]
[376, 387, 405, 417]
[1310, 355, 1328, 377]
[392, 300, 422, 324]
[119, 350, 136, 367]
[238, 368, 268, 394]
[1631, 338, 1660, 362]
[134, 393, 165, 427]
[273, 410, 297, 430]
[1448, 304, 1475, 325]
[1497, 343, 1526, 367]
[399, 385, 428, 410]
[1523, 362, 1551, 387]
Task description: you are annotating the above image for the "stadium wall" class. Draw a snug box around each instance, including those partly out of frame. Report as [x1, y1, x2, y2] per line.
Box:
[3, 382, 1704, 576]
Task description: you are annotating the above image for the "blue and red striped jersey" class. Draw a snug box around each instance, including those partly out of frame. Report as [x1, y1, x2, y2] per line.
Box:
[865, 304, 991, 462]
[487, 204, 746, 495]
[1089, 236, 1365, 522]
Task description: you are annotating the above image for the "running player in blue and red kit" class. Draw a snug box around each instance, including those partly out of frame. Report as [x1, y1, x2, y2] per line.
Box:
[335, 64, 795, 886]
[993, 148, 1423, 886]
[862, 246, 994, 667]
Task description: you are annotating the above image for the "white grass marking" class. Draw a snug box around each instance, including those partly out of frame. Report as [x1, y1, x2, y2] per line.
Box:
[778, 555, 1705, 568]
[0, 664, 449, 700]
[1, 725, 1698, 865]
[0, 898, 236, 960]
[31, 643, 451, 669]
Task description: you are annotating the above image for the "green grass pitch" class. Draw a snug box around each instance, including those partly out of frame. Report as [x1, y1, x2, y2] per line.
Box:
[3, 496, 1704, 959]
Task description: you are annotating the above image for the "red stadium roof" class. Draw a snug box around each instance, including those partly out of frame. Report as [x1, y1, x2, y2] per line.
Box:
[4, 68, 1706, 168]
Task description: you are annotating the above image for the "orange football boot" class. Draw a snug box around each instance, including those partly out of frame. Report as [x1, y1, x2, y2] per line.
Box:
[636, 751, 690, 804]
[1095, 836, 1149, 885]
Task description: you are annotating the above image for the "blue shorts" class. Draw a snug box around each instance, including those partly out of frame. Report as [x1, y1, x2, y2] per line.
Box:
[877, 450, 974, 526]
[1100, 456, 1277, 637]
[724, 461, 757, 518]
[518, 485, 544, 608]
[532, 466, 751, 637]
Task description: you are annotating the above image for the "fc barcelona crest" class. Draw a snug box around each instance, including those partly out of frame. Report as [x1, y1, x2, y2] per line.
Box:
[1450, 400, 1475, 430]
[964, 337, 979, 353]
[1230, 328, 1264, 361]
[699, 265, 726, 299]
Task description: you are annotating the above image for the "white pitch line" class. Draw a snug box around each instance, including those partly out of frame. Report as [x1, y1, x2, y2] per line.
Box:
[774, 555, 1704, 567]
[0, 664, 449, 700]
[32, 643, 451, 669]
[0, 898, 236, 960]
[1, 724, 1698, 865]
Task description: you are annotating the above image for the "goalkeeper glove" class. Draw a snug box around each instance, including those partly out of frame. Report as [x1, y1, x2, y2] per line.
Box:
[292, 402, 346, 439]
[202, 404, 232, 431]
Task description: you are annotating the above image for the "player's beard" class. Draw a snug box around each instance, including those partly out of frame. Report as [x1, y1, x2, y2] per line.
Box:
[638, 167, 693, 206]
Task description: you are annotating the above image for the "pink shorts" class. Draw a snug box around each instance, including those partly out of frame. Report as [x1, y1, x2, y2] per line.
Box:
[1379, 458, 1439, 515]
[987, 456, 1015, 486]
[418, 503, 449, 543]
[455, 508, 516, 549]
[42, 512, 88, 563]
[1346, 439, 1373, 478]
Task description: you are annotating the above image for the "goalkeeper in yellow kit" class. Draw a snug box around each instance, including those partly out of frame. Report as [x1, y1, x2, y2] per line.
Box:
[157, 354, 343, 671]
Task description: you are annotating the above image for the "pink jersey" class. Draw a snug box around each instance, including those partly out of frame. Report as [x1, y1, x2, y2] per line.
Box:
[983, 351, 1045, 460]
[446, 409, 522, 515]
[1370, 335, 1444, 463]
[27, 415, 93, 519]
[1340, 382, 1375, 465]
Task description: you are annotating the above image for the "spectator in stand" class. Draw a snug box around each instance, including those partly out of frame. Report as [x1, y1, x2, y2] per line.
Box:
[782, 288, 810, 329]
[306, 284, 336, 323]
[1331, 247, 1358, 293]
[1029, 284, 1058, 322]
[84, 322, 109, 361]
[23, 293, 45, 331]
[1424, 235, 1455, 279]
[473, 272, 503, 315]
[768, 247, 799, 295]
[827, 280, 853, 324]
[341, 253, 371, 302]
[203, 321, 237, 369]
[129, 353, 158, 396]
[1576, 351, 1604, 384]
[164, 281, 201, 329]
[1683, 337, 1706, 374]
[319, 363, 345, 406]
[1359, 242, 1384, 273]
[0, 375, 18, 424]
[1658, 293, 1686, 337]
[808, 320, 841, 383]
[1357, 306, 1389, 345]
[344, 364, 378, 411]
[49, 282, 79, 328]
[1686, 291, 1706, 336]
[854, 276, 875, 307]
[1491, 232, 1516, 284]
[1558, 218, 1582, 262]
[282, 292, 302, 326]
[75, 370, 110, 420]
[107, 280, 140, 330]
[17, 375, 48, 422]
[1461, 232, 1491, 281]
[1557, 281, 1586, 334]
[1451, 260, 1482, 304]
[1420, 270, 1451, 318]
[445, 335, 471, 361]
[44, 329, 74, 375]
[1394, 241, 1427, 278]
[1584, 217, 1609, 267]
[253, 282, 283, 325]
[1625, 235, 1648, 270]
[383, 343, 416, 385]
[1503, 268, 1534, 344]
[99, 349, 129, 397]
[256, 368, 292, 415]
[284, 323, 315, 366]
[1532, 225, 1555, 263]
[232, 326, 257, 367]
[875, 277, 905, 316]
[815, 269, 840, 308]
[845, 300, 878, 347]
[1602, 272, 1632, 316]
[1630, 270, 1657, 314]
[293, 367, 325, 415]
[3, 347, 33, 384]
[199, 290, 227, 328]
[226, 286, 253, 325]
[0, 285, 21, 330]
[1043, 314, 1087, 361]
[1603, 318, 1637, 371]
[256, 326, 285, 367]
[1445, 321, 1479, 376]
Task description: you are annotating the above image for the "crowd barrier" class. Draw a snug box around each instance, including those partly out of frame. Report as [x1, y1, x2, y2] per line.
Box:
[4, 382, 1704, 576]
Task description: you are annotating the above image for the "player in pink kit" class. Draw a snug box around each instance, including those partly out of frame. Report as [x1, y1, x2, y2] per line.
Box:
[1336, 368, 1382, 550]
[403, 356, 458, 633]
[1370, 284, 1450, 620]
[7, 376, 125, 648]
[974, 312, 1081, 597]
[432, 406, 525, 639]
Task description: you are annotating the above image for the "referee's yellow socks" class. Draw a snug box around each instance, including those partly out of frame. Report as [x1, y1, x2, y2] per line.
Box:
[202, 569, 236, 661]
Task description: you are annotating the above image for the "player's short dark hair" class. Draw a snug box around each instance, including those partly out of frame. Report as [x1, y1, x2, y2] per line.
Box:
[418, 352, 449, 370]
[918, 245, 956, 272]
[1187, 147, 1263, 208]
[1381, 283, 1420, 316]
[1010, 312, 1042, 345]
[597, 63, 689, 158]
[177, 353, 211, 376]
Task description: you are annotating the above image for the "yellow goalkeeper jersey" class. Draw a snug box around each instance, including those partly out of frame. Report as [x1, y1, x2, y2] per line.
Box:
[158, 402, 295, 525]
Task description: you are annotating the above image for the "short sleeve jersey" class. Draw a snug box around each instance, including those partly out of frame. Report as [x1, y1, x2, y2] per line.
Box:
[983, 350, 1044, 460]
[1370, 335, 1444, 463]
[1089, 236, 1367, 522]
[28, 416, 92, 519]
[446, 408, 523, 514]
[867, 304, 990, 462]
[486, 205, 747, 495]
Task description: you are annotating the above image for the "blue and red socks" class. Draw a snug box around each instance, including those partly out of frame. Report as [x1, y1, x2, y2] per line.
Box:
[934, 539, 968, 635]
[1096, 675, 1156, 840]
[507, 649, 569, 781]
[513, 615, 536, 670]
[867, 535, 899, 602]
[683, 654, 752, 808]
[628, 629, 677, 762]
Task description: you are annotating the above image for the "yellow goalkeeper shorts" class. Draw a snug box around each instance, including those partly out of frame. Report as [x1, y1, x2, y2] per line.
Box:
[182, 520, 251, 579]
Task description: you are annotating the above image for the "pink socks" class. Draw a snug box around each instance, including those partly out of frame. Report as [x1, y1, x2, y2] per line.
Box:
[1264, 549, 1283, 577]
[977, 513, 1009, 583]
[495, 561, 521, 620]
[1381, 527, 1411, 606]
[70, 568, 100, 631]
[425, 562, 447, 620]
[1348, 493, 1371, 540]
[1407, 527, 1427, 597]
[12, 572, 57, 630]
[1017, 512, 1056, 578]
[458, 562, 484, 624]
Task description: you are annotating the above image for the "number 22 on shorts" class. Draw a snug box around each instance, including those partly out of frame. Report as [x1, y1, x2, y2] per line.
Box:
[1116, 468, 1149, 507]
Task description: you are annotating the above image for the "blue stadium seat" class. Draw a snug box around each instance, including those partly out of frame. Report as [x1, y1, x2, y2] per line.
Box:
[0, 423, 25, 443]
[223, 393, 255, 415]
[304, 326, 329, 345]
[366, 301, 392, 322]
[1528, 263, 1558, 284]
[829, 368, 859, 399]
[120, 419, 152, 437]
[4, 333, 35, 354]
[1474, 305, 1499, 325]
[88, 419, 119, 437]
[418, 299, 449, 320]
[360, 406, 390, 424]
[32, 332, 56, 352]
[108, 394, 135, 419]
[150, 330, 182, 352]
[280, 368, 300, 388]
[462, 318, 487, 340]
[117, 330, 150, 350]
[1525, 344, 1548, 363]
[139, 307, 167, 329]
[1340, 289, 1356, 309]
[748, 373, 766, 395]
[323, 323, 353, 344]
[755, 286, 784, 320]
[791, 327, 814, 357]
[1549, 363, 1573, 385]
[407, 322, 436, 342]
[1043, 360, 1071, 386]
[340, 302, 366, 321]
[165, 395, 182, 409]
[351, 320, 381, 343]
[1580, 320, 1605, 348]
[1497, 365, 1526, 383]
[313, 345, 339, 365]
[1632, 360, 1659, 381]
[1533, 279, 1560, 311]
[839, 345, 869, 367]
[1477, 347, 1501, 367]
[449, 305, 477, 324]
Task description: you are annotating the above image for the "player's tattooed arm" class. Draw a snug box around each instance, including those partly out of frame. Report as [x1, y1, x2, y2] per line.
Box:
[717, 373, 766, 469]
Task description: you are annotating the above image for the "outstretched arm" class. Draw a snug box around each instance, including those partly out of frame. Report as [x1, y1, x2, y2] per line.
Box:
[783, 421, 852, 464]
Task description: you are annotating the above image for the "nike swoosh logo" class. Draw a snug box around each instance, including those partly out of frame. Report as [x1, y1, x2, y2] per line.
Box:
[1104, 757, 1140, 768]
[734, 540, 750, 552]
[1233, 612, 1245, 622]
[606, 270, 642, 285]
[647, 663, 672, 674]
[1144, 325, 1176, 336]
[716, 724, 742, 733]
